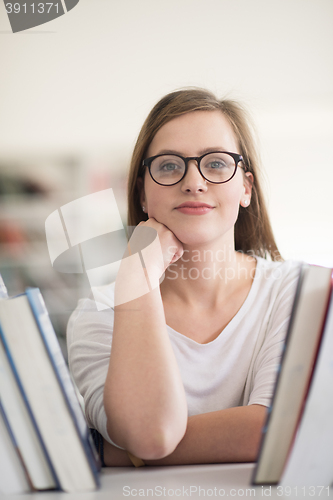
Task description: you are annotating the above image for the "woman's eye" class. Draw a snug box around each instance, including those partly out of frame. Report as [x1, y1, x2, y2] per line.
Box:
[160, 163, 180, 171]
[207, 161, 227, 169]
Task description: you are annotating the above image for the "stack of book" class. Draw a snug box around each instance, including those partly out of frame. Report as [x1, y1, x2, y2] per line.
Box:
[253, 264, 333, 487]
[0, 275, 100, 494]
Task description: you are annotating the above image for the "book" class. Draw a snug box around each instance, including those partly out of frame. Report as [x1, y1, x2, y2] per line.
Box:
[0, 273, 7, 299]
[26, 288, 101, 482]
[281, 290, 333, 486]
[0, 404, 31, 494]
[0, 288, 100, 492]
[252, 264, 333, 485]
[0, 337, 56, 490]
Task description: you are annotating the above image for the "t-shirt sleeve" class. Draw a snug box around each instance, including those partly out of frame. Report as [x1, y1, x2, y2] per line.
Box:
[67, 295, 125, 449]
[247, 261, 301, 408]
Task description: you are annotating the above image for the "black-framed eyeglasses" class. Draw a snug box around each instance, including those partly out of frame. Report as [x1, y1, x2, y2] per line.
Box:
[142, 151, 246, 186]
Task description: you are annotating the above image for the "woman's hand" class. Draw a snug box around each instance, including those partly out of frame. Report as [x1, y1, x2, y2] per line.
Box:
[129, 218, 184, 287]
[103, 440, 132, 467]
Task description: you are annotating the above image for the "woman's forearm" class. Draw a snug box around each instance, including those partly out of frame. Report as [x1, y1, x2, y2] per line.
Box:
[103, 262, 187, 459]
[103, 404, 267, 466]
[146, 404, 267, 465]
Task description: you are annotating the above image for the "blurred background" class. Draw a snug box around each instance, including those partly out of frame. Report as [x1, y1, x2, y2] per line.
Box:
[0, 0, 332, 353]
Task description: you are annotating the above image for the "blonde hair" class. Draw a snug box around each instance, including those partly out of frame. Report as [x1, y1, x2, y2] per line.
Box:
[127, 88, 281, 260]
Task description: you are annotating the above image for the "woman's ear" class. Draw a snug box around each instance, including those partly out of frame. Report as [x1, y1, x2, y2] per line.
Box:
[244, 171, 254, 190]
[240, 172, 253, 207]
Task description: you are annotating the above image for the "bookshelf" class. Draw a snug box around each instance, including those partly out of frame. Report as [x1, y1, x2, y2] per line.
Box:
[0, 153, 127, 358]
[0, 155, 84, 357]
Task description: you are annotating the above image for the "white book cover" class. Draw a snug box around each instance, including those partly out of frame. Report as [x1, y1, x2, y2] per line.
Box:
[0, 408, 30, 494]
[0, 340, 56, 490]
[281, 291, 333, 486]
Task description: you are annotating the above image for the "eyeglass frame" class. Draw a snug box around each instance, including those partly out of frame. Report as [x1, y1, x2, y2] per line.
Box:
[142, 151, 247, 186]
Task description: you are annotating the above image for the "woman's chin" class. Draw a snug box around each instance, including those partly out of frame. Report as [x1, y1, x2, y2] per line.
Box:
[172, 228, 215, 247]
[170, 221, 235, 249]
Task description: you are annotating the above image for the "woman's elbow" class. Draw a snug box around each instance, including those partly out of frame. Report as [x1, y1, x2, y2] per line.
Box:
[129, 423, 186, 460]
[107, 418, 187, 460]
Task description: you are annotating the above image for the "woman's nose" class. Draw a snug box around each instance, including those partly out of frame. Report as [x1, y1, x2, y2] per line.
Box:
[180, 161, 208, 193]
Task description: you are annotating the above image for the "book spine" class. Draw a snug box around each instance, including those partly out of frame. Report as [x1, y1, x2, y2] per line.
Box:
[26, 288, 101, 481]
[252, 264, 307, 485]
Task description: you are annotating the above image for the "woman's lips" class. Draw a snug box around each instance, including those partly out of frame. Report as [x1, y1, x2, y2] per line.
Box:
[175, 202, 214, 215]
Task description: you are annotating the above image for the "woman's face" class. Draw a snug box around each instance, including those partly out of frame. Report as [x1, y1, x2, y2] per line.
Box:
[139, 110, 253, 248]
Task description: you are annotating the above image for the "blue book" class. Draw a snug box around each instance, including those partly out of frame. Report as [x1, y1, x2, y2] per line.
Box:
[0, 288, 100, 492]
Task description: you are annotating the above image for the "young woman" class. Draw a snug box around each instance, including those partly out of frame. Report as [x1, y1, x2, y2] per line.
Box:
[67, 88, 301, 467]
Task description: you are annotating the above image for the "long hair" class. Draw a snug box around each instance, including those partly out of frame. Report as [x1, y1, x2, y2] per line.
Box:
[127, 88, 281, 261]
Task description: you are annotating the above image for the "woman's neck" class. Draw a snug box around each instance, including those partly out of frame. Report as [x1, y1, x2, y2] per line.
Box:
[160, 241, 256, 308]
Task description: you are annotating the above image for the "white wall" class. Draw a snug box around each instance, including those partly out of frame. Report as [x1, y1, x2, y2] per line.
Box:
[0, 0, 332, 265]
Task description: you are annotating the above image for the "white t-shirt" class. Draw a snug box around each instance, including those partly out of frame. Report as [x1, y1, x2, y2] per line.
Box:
[67, 256, 301, 447]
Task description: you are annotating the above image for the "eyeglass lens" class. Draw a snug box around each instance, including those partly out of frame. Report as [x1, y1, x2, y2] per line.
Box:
[149, 153, 237, 185]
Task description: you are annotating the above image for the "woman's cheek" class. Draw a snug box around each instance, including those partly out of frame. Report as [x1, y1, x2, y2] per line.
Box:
[146, 198, 167, 223]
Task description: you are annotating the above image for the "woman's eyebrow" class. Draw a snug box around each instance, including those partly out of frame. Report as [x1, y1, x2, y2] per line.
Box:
[156, 149, 182, 156]
[197, 147, 230, 155]
[155, 147, 229, 156]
